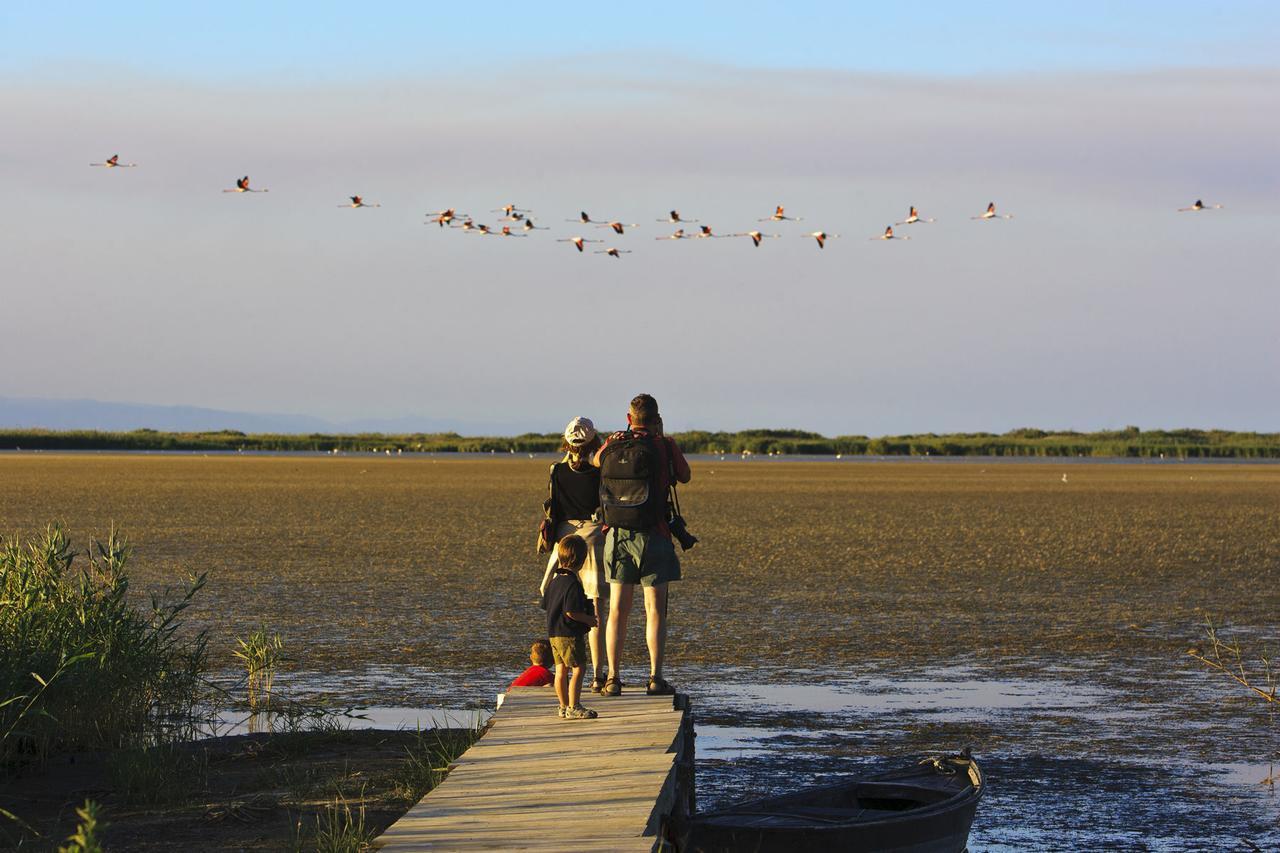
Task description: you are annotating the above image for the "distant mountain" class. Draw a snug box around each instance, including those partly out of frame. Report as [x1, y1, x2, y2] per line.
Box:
[0, 396, 531, 436]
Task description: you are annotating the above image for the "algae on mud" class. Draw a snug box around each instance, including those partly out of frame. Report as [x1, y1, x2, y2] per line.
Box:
[0, 455, 1274, 679]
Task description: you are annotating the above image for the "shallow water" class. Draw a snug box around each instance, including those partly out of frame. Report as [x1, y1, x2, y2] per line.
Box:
[238, 661, 1279, 851]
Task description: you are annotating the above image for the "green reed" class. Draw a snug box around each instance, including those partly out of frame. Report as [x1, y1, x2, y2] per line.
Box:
[234, 627, 286, 711]
[0, 524, 209, 769]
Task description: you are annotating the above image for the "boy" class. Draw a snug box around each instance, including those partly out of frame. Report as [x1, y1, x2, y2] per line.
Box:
[542, 535, 599, 719]
[509, 640, 554, 689]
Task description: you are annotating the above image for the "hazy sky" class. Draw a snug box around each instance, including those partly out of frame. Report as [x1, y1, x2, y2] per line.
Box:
[2, 3, 1277, 434]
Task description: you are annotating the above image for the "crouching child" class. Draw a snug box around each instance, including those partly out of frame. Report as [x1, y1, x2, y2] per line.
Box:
[542, 535, 599, 719]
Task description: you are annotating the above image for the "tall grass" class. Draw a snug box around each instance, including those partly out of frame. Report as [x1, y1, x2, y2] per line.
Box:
[0, 525, 209, 768]
[234, 627, 286, 711]
[56, 801, 105, 853]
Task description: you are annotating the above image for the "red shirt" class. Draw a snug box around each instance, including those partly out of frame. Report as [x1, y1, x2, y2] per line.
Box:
[510, 665, 552, 688]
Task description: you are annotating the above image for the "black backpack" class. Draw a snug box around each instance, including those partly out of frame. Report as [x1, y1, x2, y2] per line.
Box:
[598, 432, 663, 530]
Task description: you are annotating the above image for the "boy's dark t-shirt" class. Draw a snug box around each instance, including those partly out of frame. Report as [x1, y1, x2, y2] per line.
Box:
[542, 569, 590, 638]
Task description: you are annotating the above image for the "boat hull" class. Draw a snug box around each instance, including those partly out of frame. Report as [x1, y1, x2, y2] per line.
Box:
[670, 754, 983, 853]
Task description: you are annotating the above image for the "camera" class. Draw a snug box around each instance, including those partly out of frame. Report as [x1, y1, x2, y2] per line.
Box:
[668, 513, 698, 551]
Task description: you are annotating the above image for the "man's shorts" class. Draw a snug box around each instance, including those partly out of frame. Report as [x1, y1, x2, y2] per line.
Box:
[550, 635, 587, 669]
[604, 527, 682, 587]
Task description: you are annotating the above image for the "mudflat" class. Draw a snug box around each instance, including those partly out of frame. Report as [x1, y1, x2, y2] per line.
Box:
[0, 454, 1274, 679]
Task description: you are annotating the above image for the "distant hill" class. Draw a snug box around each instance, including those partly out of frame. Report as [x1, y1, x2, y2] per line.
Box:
[0, 396, 524, 435]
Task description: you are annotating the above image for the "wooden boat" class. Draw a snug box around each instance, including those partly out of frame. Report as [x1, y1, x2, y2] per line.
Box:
[669, 750, 983, 853]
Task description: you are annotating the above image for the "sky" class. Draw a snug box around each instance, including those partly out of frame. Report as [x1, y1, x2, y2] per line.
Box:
[1, 2, 1277, 435]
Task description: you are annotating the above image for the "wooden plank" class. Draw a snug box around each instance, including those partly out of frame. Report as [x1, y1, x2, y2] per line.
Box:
[377, 687, 689, 852]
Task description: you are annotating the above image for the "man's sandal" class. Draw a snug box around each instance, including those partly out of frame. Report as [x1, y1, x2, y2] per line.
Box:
[646, 676, 676, 696]
[602, 677, 622, 697]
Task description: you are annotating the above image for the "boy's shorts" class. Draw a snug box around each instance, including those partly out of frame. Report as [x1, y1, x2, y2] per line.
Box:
[604, 527, 682, 587]
[550, 635, 587, 669]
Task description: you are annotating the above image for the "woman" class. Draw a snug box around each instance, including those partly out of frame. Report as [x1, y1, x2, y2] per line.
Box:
[539, 416, 609, 692]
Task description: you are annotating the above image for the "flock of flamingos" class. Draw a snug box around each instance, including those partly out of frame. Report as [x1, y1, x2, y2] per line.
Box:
[90, 154, 1226, 257]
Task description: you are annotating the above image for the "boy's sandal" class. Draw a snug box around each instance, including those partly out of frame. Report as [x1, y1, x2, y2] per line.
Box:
[602, 677, 622, 697]
[646, 676, 676, 696]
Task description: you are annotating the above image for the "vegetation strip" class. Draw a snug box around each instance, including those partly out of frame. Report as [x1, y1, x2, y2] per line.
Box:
[3, 426, 1279, 458]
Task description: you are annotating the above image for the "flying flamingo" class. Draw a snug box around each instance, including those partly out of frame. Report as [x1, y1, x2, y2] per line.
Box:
[497, 226, 527, 237]
[1178, 199, 1224, 212]
[568, 211, 605, 224]
[595, 248, 632, 258]
[972, 202, 1012, 220]
[896, 206, 935, 225]
[90, 154, 136, 168]
[655, 229, 688, 240]
[658, 210, 698, 223]
[731, 230, 781, 247]
[223, 176, 268, 193]
[597, 220, 640, 235]
[694, 225, 727, 239]
[339, 195, 380, 208]
[493, 204, 532, 218]
[452, 218, 477, 232]
[557, 236, 603, 253]
[803, 231, 838, 249]
[870, 225, 909, 241]
[465, 223, 495, 235]
[760, 205, 803, 222]
[426, 208, 464, 226]
[522, 217, 549, 231]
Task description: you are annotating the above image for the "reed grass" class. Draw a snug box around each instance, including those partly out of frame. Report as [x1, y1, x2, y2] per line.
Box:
[56, 801, 105, 853]
[107, 743, 210, 806]
[295, 791, 375, 853]
[387, 723, 482, 804]
[0, 525, 210, 768]
[233, 627, 286, 711]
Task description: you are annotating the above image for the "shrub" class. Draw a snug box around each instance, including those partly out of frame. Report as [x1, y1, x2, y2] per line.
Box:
[0, 525, 209, 767]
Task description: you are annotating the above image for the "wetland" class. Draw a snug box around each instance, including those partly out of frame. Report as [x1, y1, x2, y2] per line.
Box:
[1, 455, 1276, 849]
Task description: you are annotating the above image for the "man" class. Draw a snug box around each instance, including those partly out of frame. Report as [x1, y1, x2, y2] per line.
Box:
[593, 393, 692, 696]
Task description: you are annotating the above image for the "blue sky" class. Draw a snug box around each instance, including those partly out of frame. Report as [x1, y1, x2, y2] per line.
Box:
[5, 2, 1278, 80]
[1, 3, 1277, 435]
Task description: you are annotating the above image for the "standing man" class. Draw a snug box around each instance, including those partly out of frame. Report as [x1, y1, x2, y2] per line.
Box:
[594, 393, 692, 696]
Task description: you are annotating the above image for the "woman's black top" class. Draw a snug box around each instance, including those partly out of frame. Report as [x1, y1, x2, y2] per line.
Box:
[552, 461, 601, 521]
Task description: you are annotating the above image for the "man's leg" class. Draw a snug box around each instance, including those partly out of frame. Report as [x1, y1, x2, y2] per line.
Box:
[607, 582, 634, 680]
[643, 582, 669, 679]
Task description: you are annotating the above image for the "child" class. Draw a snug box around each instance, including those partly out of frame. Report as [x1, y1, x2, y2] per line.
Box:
[509, 640, 554, 689]
[542, 535, 599, 719]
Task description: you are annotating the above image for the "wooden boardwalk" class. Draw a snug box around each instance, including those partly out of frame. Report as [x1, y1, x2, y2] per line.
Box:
[377, 686, 693, 852]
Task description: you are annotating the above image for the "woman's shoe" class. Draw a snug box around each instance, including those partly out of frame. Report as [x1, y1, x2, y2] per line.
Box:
[590, 674, 607, 694]
[646, 676, 676, 696]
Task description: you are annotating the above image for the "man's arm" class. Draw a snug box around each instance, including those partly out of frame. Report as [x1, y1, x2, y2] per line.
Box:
[668, 439, 692, 484]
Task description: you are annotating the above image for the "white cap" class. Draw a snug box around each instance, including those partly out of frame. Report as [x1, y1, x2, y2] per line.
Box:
[564, 416, 597, 446]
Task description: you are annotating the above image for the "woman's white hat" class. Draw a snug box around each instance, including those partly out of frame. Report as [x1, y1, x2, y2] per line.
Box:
[564, 416, 597, 446]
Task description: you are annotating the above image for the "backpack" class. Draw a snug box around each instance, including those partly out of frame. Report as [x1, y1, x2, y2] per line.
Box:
[598, 432, 663, 530]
